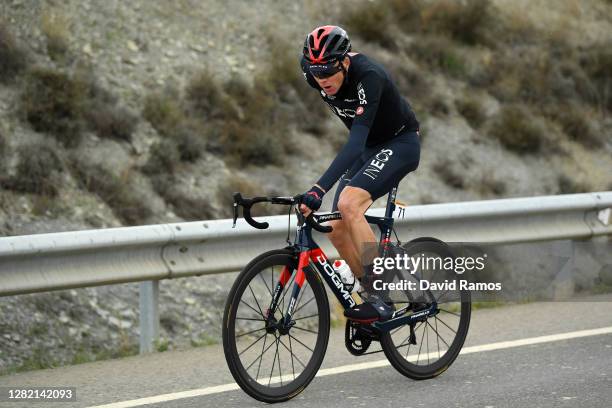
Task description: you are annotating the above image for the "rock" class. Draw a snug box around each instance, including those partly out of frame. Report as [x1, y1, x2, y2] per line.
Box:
[207, 40, 215, 48]
[247, 63, 255, 71]
[83, 43, 94, 56]
[184, 297, 196, 305]
[189, 44, 206, 53]
[59, 312, 70, 324]
[127, 40, 139, 52]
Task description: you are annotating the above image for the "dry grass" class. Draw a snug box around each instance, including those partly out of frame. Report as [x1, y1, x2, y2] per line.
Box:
[558, 175, 589, 194]
[185, 70, 226, 118]
[489, 105, 546, 154]
[473, 173, 506, 196]
[341, 0, 396, 47]
[40, 11, 70, 62]
[0, 22, 28, 82]
[2, 142, 64, 196]
[21, 67, 87, 147]
[433, 158, 464, 189]
[87, 103, 136, 142]
[71, 160, 152, 225]
[543, 103, 603, 149]
[151, 174, 216, 221]
[142, 92, 184, 137]
[142, 139, 180, 175]
[456, 94, 486, 128]
[409, 36, 466, 78]
[419, 0, 493, 45]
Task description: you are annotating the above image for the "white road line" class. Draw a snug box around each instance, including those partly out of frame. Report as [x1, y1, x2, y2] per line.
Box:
[86, 326, 612, 408]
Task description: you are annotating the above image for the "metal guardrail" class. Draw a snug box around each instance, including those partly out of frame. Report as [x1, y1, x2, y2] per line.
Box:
[1, 192, 611, 352]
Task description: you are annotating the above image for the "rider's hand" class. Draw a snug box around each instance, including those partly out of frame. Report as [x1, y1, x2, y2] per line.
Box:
[300, 186, 324, 213]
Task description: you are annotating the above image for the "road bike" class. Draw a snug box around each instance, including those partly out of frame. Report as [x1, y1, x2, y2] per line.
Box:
[222, 185, 471, 403]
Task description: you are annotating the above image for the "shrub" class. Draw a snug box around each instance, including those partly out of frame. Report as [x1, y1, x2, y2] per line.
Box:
[419, 0, 492, 45]
[142, 92, 184, 136]
[185, 70, 225, 118]
[151, 175, 216, 221]
[579, 45, 612, 111]
[0, 131, 6, 163]
[341, 1, 396, 47]
[456, 94, 486, 128]
[489, 106, 545, 153]
[5, 142, 64, 196]
[543, 103, 603, 149]
[142, 139, 180, 175]
[175, 128, 205, 162]
[21, 67, 87, 147]
[474, 173, 506, 196]
[219, 78, 285, 165]
[86, 102, 136, 142]
[433, 159, 464, 189]
[71, 160, 152, 226]
[410, 36, 466, 78]
[40, 12, 70, 62]
[558, 175, 589, 194]
[0, 22, 28, 82]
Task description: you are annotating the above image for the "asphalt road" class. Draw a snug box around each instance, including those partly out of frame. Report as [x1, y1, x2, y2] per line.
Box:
[1, 295, 611, 408]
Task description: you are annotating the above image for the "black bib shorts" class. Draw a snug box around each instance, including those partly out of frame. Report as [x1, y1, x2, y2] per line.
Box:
[331, 130, 420, 211]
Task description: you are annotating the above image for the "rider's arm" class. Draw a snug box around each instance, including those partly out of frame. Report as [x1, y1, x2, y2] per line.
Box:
[316, 124, 369, 192]
[315, 71, 385, 192]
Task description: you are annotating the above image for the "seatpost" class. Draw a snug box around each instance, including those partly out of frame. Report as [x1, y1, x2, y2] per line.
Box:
[384, 184, 399, 219]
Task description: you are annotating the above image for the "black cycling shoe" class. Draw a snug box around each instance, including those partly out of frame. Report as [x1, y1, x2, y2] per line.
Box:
[344, 295, 394, 323]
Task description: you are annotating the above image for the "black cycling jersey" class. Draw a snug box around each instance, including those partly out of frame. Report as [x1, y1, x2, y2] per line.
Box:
[301, 53, 420, 192]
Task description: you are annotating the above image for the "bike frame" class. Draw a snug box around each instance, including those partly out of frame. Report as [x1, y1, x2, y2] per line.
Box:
[265, 185, 438, 332]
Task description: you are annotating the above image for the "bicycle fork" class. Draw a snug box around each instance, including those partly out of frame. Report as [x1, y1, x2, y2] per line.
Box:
[265, 250, 311, 330]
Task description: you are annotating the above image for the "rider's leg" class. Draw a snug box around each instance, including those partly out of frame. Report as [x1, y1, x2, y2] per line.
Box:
[335, 186, 376, 279]
[328, 219, 363, 278]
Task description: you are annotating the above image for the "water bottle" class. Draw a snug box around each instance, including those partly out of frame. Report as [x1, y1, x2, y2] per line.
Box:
[333, 260, 361, 294]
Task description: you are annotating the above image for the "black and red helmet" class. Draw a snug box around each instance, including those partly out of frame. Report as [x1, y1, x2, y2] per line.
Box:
[303, 25, 352, 65]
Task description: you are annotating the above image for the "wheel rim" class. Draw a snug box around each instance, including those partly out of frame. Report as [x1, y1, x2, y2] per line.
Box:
[385, 242, 471, 368]
[230, 261, 322, 388]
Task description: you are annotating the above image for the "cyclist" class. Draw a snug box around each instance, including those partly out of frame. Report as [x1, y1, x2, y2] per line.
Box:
[299, 25, 421, 322]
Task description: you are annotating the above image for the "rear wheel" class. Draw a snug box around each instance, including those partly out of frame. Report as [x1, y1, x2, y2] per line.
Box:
[380, 238, 471, 379]
[222, 249, 330, 403]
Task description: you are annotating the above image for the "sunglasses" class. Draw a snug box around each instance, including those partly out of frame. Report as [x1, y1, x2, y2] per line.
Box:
[309, 61, 343, 79]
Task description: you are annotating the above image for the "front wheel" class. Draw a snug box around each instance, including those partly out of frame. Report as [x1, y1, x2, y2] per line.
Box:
[222, 249, 330, 403]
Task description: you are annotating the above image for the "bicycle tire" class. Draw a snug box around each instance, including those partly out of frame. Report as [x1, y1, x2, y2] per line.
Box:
[222, 249, 330, 403]
[380, 238, 471, 380]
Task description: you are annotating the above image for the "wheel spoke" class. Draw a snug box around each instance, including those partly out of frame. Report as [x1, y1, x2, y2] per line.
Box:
[293, 313, 318, 321]
[248, 284, 265, 318]
[435, 315, 458, 334]
[236, 326, 266, 338]
[279, 336, 305, 371]
[439, 308, 461, 317]
[239, 332, 267, 356]
[259, 271, 273, 298]
[240, 299, 264, 319]
[292, 326, 318, 335]
[268, 337, 279, 386]
[292, 295, 315, 316]
[236, 317, 266, 322]
[429, 318, 451, 349]
[288, 333, 314, 353]
[416, 322, 427, 365]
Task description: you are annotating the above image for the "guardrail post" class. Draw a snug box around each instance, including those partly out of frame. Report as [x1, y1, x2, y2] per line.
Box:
[551, 240, 575, 300]
[139, 280, 159, 353]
